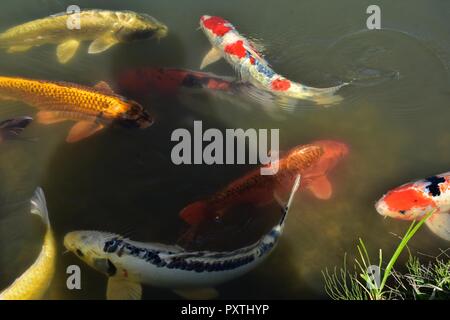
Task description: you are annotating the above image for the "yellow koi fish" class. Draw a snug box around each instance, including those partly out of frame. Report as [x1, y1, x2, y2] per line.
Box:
[0, 76, 153, 142]
[0, 10, 168, 63]
[0, 188, 55, 300]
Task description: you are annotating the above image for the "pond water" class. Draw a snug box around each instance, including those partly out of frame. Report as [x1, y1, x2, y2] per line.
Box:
[0, 0, 449, 299]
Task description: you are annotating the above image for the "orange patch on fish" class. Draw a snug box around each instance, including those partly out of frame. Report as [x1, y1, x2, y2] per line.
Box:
[384, 186, 435, 212]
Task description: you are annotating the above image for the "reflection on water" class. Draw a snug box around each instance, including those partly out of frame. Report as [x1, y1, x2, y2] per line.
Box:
[0, 0, 449, 299]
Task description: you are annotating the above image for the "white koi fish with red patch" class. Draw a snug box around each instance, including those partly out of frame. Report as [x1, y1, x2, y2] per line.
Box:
[199, 15, 347, 107]
[375, 173, 450, 241]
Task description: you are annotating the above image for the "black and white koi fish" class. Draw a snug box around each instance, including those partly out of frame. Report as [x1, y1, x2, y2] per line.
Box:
[64, 175, 301, 300]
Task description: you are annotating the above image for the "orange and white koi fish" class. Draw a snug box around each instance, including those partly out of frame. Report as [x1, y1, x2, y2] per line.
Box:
[375, 172, 450, 241]
[199, 15, 347, 107]
[180, 144, 323, 226]
[0, 76, 153, 142]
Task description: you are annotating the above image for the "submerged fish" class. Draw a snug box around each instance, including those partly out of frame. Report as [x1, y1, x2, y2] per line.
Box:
[0, 188, 55, 300]
[180, 144, 323, 226]
[375, 172, 450, 241]
[64, 175, 301, 300]
[0, 76, 153, 142]
[0, 116, 32, 142]
[0, 10, 168, 64]
[299, 140, 349, 200]
[199, 15, 347, 107]
[118, 68, 235, 97]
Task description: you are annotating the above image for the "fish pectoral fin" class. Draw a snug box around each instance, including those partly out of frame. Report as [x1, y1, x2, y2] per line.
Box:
[425, 212, 450, 241]
[56, 39, 80, 64]
[36, 111, 70, 125]
[106, 277, 142, 300]
[94, 81, 115, 95]
[173, 288, 218, 300]
[66, 121, 104, 143]
[308, 175, 333, 200]
[7, 45, 33, 53]
[200, 47, 222, 69]
[88, 33, 119, 54]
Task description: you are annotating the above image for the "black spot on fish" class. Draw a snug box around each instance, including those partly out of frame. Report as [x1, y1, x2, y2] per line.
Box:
[425, 176, 445, 197]
[399, 210, 406, 215]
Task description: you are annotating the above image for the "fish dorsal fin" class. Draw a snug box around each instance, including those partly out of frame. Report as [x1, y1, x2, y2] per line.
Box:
[173, 287, 218, 300]
[425, 212, 450, 241]
[94, 81, 115, 95]
[307, 175, 333, 200]
[56, 39, 80, 64]
[107, 277, 142, 300]
[88, 32, 119, 54]
[200, 47, 222, 69]
[66, 121, 104, 143]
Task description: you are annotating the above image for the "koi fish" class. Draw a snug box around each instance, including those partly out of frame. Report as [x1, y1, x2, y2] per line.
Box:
[64, 175, 301, 300]
[300, 140, 349, 200]
[0, 188, 55, 300]
[118, 68, 235, 97]
[180, 144, 323, 226]
[0, 116, 32, 142]
[0, 76, 153, 143]
[199, 15, 347, 107]
[0, 10, 168, 64]
[375, 173, 450, 241]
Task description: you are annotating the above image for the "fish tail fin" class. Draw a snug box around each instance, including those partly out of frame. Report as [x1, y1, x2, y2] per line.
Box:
[300, 82, 349, 107]
[179, 201, 211, 225]
[30, 187, 50, 227]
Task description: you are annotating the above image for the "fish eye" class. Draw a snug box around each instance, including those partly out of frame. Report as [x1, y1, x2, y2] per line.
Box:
[399, 210, 406, 215]
[76, 249, 84, 257]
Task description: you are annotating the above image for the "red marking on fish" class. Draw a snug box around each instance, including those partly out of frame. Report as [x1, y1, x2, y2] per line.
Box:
[383, 186, 435, 212]
[271, 78, 291, 91]
[202, 16, 232, 37]
[224, 40, 247, 59]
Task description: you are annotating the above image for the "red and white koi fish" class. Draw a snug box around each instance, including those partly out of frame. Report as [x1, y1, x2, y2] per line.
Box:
[375, 173, 450, 241]
[199, 15, 347, 107]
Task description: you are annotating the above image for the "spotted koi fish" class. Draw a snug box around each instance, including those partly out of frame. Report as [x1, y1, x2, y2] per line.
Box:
[0, 116, 32, 142]
[64, 175, 301, 300]
[180, 144, 323, 226]
[199, 15, 347, 107]
[0, 188, 55, 300]
[375, 173, 450, 241]
[0, 76, 153, 142]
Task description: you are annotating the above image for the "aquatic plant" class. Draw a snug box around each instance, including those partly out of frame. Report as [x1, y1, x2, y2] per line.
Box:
[392, 252, 450, 300]
[322, 211, 434, 300]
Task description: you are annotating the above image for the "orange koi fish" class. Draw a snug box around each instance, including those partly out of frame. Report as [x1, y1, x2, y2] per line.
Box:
[0, 76, 153, 142]
[180, 144, 323, 226]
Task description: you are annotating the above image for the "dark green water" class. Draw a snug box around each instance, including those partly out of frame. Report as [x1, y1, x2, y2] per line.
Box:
[0, 0, 449, 299]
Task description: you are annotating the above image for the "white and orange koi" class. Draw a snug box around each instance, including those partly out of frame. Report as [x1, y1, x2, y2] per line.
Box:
[375, 173, 450, 241]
